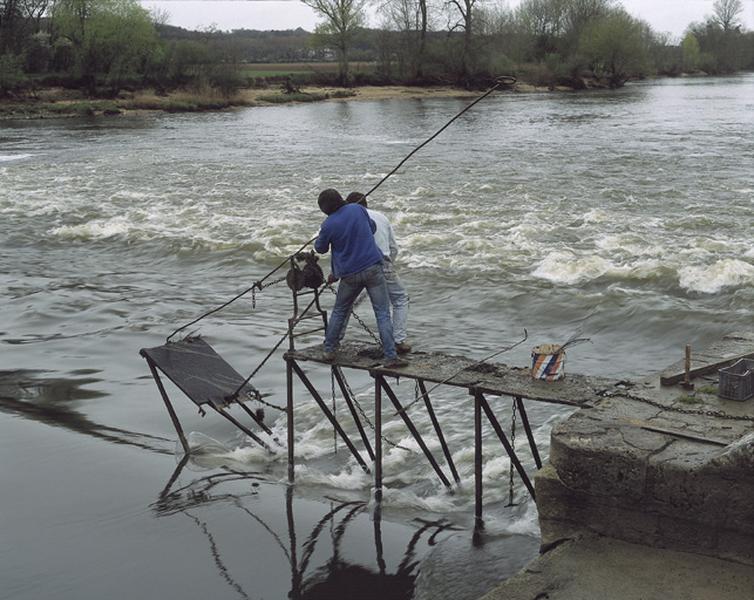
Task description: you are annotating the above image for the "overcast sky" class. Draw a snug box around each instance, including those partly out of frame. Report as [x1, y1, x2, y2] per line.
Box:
[141, 0, 754, 40]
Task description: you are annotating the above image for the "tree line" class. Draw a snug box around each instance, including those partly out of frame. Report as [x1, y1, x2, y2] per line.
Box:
[1, 0, 752, 97]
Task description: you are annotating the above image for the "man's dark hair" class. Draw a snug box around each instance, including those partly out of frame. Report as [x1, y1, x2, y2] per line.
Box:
[346, 191, 367, 208]
[318, 189, 346, 215]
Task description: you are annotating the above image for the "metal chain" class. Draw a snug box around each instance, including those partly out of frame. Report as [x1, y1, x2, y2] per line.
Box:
[337, 366, 411, 453]
[507, 397, 518, 507]
[607, 390, 754, 423]
[326, 287, 382, 347]
[244, 389, 286, 413]
[259, 275, 288, 290]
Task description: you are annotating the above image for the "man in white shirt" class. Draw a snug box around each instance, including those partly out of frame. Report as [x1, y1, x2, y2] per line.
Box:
[346, 192, 411, 354]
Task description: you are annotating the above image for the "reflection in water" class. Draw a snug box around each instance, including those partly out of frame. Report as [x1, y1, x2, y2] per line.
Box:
[0, 369, 173, 454]
[156, 459, 459, 600]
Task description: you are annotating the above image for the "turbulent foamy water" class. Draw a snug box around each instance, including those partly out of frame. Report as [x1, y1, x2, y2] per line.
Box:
[2, 75, 753, 599]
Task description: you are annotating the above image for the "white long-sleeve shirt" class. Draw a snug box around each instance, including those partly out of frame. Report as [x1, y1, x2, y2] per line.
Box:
[366, 208, 399, 261]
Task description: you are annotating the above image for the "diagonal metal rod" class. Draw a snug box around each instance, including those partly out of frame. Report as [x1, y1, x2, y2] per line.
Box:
[379, 377, 452, 489]
[290, 361, 370, 473]
[145, 358, 190, 454]
[332, 366, 375, 461]
[235, 399, 274, 436]
[515, 396, 542, 469]
[476, 392, 536, 500]
[418, 379, 460, 484]
[209, 404, 271, 452]
[364, 76, 511, 198]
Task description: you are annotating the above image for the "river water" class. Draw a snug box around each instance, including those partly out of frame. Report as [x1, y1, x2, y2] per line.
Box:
[1, 75, 753, 599]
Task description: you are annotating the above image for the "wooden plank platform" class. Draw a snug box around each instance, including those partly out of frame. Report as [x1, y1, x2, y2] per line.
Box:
[285, 342, 626, 408]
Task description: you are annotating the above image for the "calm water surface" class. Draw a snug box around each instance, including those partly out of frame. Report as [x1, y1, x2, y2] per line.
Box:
[1, 75, 753, 599]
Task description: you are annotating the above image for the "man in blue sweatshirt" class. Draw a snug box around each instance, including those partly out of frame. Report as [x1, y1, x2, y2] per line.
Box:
[314, 189, 407, 368]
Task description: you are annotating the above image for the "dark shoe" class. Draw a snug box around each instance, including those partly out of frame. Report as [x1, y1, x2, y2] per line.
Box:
[382, 357, 408, 369]
[395, 342, 412, 354]
[322, 350, 336, 362]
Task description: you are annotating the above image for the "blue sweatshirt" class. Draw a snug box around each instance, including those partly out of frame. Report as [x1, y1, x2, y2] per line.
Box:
[315, 204, 382, 278]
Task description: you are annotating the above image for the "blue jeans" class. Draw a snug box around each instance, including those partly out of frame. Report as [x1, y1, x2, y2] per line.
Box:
[324, 262, 397, 359]
[340, 260, 409, 343]
[382, 260, 409, 343]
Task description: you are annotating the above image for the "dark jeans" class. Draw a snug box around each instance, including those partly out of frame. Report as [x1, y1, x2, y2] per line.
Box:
[324, 262, 397, 359]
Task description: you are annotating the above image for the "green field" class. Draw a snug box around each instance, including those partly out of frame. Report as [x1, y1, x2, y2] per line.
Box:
[240, 62, 376, 79]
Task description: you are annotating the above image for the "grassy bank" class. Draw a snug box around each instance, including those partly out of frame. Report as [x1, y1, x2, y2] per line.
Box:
[0, 68, 665, 119]
[0, 86, 364, 119]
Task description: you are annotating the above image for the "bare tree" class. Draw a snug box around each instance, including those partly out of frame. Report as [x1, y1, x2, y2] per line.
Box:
[1, 0, 51, 52]
[446, 0, 486, 83]
[19, 0, 51, 21]
[379, 0, 430, 79]
[301, 0, 367, 85]
[712, 0, 743, 31]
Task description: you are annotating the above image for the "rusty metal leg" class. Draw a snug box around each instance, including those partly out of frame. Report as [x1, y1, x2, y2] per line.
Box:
[210, 405, 272, 452]
[474, 390, 483, 528]
[287, 358, 295, 483]
[515, 396, 542, 469]
[380, 378, 452, 489]
[418, 379, 460, 484]
[374, 372, 383, 503]
[333, 366, 375, 461]
[478, 393, 536, 500]
[145, 358, 190, 455]
[290, 361, 370, 473]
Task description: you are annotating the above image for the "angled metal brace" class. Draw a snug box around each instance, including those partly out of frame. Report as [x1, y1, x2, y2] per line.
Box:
[378, 376, 452, 489]
[477, 391, 536, 500]
[515, 396, 542, 469]
[332, 366, 375, 461]
[418, 379, 460, 484]
[290, 360, 370, 473]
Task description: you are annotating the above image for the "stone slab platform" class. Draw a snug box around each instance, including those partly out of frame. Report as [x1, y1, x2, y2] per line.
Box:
[286, 341, 627, 408]
[659, 331, 754, 386]
[536, 331, 754, 566]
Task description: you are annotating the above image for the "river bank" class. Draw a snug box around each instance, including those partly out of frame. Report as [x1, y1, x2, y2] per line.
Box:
[0, 80, 601, 120]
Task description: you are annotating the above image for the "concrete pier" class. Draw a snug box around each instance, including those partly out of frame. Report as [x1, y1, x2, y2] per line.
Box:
[482, 331, 754, 599]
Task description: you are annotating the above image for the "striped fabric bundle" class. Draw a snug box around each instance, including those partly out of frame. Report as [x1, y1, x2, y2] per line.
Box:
[531, 344, 566, 382]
